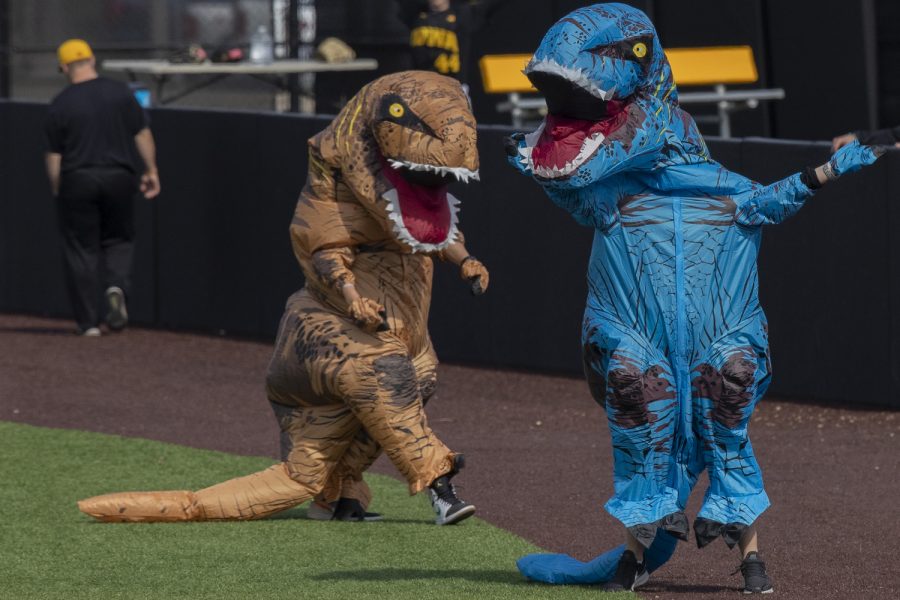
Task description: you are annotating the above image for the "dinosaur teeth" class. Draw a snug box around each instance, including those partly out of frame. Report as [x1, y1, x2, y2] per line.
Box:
[387, 159, 480, 183]
[524, 58, 613, 101]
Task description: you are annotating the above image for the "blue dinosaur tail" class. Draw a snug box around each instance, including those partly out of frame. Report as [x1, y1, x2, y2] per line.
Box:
[516, 531, 679, 585]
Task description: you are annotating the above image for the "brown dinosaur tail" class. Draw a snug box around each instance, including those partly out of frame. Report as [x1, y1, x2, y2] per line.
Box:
[77, 464, 314, 522]
[77, 490, 202, 522]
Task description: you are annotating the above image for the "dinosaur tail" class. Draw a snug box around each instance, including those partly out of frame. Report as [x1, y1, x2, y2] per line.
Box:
[516, 531, 680, 585]
[77, 464, 313, 522]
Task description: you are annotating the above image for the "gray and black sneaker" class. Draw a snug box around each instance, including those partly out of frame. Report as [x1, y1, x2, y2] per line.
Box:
[737, 552, 773, 594]
[428, 455, 475, 525]
[105, 286, 128, 331]
[602, 549, 649, 592]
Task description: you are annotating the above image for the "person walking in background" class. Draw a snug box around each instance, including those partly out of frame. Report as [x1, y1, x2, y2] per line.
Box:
[44, 39, 160, 337]
[395, 0, 505, 94]
[832, 125, 900, 151]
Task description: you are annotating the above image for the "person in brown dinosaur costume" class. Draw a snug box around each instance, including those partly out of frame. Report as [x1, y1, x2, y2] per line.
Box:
[78, 71, 489, 526]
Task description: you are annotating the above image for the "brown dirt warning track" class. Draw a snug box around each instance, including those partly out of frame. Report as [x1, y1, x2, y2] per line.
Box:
[1, 313, 898, 600]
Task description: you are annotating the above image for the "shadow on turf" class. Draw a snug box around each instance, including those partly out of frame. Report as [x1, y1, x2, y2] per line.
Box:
[313, 568, 530, 585]
[316, 570, 740, 594]
[267, 509, 429, 525]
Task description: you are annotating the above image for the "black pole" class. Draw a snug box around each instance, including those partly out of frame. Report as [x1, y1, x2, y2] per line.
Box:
[860, 0, 879, 130]
[0, 0, 10, 98]
[288, 0, 300, 112]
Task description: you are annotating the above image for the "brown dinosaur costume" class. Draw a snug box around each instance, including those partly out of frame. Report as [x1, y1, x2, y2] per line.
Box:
[78, 71, 489, 523]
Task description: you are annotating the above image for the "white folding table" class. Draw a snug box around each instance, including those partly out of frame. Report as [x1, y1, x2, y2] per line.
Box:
[101, 58, 379, 111]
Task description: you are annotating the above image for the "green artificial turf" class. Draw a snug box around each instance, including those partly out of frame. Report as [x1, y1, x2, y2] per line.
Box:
[0, 421, 630, 600]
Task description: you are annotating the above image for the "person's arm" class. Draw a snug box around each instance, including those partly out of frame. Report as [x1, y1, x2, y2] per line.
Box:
[833, 126, 900, 151]
[134, 128, 161, 199]
[44, 107, 64, 196]
[440, 239, 489, 295]
[735, 141, 884, 226]
[855, 126, 900, 147]
[45, 152, 62, 197]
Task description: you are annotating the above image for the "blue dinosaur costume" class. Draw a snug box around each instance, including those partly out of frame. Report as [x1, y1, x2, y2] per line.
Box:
[508, 3, 882, 585]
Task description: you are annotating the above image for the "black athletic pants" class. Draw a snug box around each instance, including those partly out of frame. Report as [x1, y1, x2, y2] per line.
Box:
[56, 167, 137, 330]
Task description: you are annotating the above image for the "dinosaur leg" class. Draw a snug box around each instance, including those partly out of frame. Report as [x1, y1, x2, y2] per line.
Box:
[692, 339, 771, 549]
[337, 345, 454, 496]
[516, 320, 685, 584]
[319, 427, 380, 508]
[411, 344, 439, 407]
[582, 318, 685, 548]
[312, 343, 443, 512]
[195, 401, 367, 521]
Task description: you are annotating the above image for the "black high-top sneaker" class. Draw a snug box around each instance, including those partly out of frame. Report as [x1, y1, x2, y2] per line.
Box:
[330, 497, 382, 522]
[736, 552, 773, 594]
[601, 550, 649, 592]
[427, 455, 475, 525]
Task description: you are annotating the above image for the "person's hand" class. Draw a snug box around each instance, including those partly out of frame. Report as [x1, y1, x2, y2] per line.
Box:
[348, 297, 388, 332]
[831, 132, 857, 152]
[140, 170, 161, 199]
[504, 133, 531, 175]
[460, 256, 489, 295]
[825, 140, 885, 179]
[503, 133, 525, 157]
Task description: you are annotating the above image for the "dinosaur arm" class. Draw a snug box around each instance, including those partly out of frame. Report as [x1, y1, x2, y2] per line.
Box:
[735, 141, 883, 226]
[437, 236, 490, 295]
[311, 246, 357, 290]
[733, 173, 813, 226]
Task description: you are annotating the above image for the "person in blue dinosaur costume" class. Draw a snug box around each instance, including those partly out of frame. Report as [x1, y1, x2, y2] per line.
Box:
[506, 3, 884, 594]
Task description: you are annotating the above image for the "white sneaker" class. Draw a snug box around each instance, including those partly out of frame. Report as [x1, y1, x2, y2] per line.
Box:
[306, 500, 335, 521]
[78, 327, 101, 337]
[105, 286, 128, 331]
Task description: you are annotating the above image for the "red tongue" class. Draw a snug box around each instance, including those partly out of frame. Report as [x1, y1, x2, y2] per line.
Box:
[380, 160, 451, 245]
[531, 100, 629, 169]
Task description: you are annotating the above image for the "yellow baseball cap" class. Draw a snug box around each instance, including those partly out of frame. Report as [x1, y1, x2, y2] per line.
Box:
[57, 39, 93, 65]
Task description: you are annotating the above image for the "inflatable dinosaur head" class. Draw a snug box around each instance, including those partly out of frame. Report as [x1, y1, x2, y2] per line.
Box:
[323, 71, 479, 253]
[514, 3, 705, 188]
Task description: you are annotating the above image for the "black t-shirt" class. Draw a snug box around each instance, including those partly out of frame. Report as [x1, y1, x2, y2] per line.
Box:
[45, 77, 148, 174]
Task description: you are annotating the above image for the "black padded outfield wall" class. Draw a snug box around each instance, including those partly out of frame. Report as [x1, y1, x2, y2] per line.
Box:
[1, 101, 898, 407]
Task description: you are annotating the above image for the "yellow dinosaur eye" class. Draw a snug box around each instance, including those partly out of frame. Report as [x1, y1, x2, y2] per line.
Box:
[389, 103, 405, 118]
[632, 42, 647, 58]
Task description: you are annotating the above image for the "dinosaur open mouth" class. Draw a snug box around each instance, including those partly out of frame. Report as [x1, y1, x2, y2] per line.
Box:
[529, 110, 628, 177]
[519, 69, 630, 179]
[380, 157, 468, 252]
